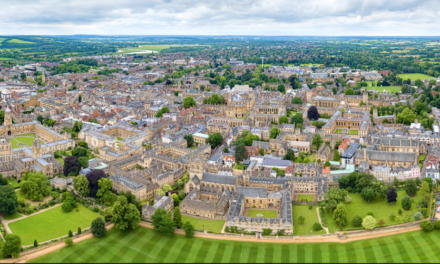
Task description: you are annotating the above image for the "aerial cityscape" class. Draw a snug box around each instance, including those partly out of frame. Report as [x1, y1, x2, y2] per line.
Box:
[0, 1, 440, 263]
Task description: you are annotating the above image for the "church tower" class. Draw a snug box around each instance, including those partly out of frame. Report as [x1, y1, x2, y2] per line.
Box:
[363, 92, 368, 104]
[189, 153, 204, 181]
[41, 68, 46, 84]
[32, 136, 42, 159]
[4, 107, 12, 127]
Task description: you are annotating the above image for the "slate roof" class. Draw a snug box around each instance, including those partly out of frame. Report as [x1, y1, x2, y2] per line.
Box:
[201, 172, 236, 185]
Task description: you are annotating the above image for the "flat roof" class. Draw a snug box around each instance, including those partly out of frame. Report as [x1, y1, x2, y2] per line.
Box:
[193, 132, 209, 138]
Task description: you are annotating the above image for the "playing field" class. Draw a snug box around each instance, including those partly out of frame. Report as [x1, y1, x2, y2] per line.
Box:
[0, 58, 13, 61]
[247, 209, 278, 218]
[397, 73, 435, 81]
[326, 190, 425, 233]
[10, 133, 44, 149]
[29, 226, 440, 263]
[7, 39, 34, 44]
[292, 205, 326, 236]
[297, 195, 314, 201]
[8, 204, 103, 245]
[116, 44, 206, 54]
[181, 215, 225, 233]
[366, 86, 402, 93]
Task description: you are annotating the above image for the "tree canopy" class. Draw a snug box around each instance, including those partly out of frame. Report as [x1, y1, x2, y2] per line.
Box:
[105, 196, 140, 231]
[20, 171, 51, 201]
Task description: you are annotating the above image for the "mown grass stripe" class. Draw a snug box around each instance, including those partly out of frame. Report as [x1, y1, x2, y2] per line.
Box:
[239, 243, 250, 263]
[213, 242, 227, 262]
[304, 244, 312, 263]
[281, 245, 290, 263]
[383, 236, 403, 263]
[420, 234, 440, 263]
[369, 239, 386, 262]
[193, 240, 211, 263]
[320, 244, 330, 263]
[346, 243, 358, 263]
[337, 244, 348, 263]
[144, 234, 170, 260]
[153, 235, 177, 262]
[176, 238, 195, 263]
[229, 242, 242, 263]
[124, 229, 159, 263]
[203, 241, 218, 263]
[397, 235, 420, 263]
[377, 237, 393, 263]
[296, 244, 305, 263]
[255, 244, 265, 263]
[90, 229, 134, 263]
[247, 244, 258, 263]
[328, 244, 339, 263]
[273, 244, 282, 263]
[361, 240, 375, 263]
[264, 244, 274, 263]
[161, 235, 187, 263]
[408, 233, 430, 263]
[389, 236, 411, 263]
[185, 239, 203, 263]
[312, 244, 322, 263]
[220, 243, 234, 263]
[289, 244, 297, 263]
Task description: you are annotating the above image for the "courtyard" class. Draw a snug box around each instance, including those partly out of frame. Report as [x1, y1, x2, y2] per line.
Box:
[247, 209, 278, 218]
[10, 133, 45, 149]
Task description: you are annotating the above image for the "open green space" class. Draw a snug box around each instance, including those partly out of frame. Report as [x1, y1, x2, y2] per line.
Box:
[9, 204, 103, 245]
[7, 39, 35, 44]
[349, 130, 359, 135]
[116, 45, 206, 54]
[181, 215, 225, 233]
[0, 38, 7, 43]
[31, 225, 440, 263]
[293, 205, 326, 235]
[297, 195, 314, 202]
[397, 73, 435, 81]
[0, 58, 13, 61]
[418, 154, 427, 162]
[247, 209, 278, 218]
[366, 86, 402, 93]
[7, 179, 20, 189]
[334, 129, 342, 134]
[10, 133, 44, 149]
[2, 212, 23, 220]
[56, 157, 65, 165]
[326, 190, 426, 233]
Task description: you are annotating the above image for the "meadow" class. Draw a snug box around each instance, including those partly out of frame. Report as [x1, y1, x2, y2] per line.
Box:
[28, 226, 440, 263]
[7, 39, 35, 44]
[8, 204, 103, 245]
[326, 190, 426, 233]
[116, 44, 205, 54]
[397, 73, 436, 81]
[292, 205, 326, 235]
[366, 86, 402, 93]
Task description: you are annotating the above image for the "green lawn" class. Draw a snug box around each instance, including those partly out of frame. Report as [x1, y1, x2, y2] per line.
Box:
[293, 205, 326, 236]
[309, 153, 316, 162]
[236, 117, 247, 120]
[0, 58, 13, 61]
[2, 213, 23, 220]
[326, 190, 426, 233]
[116, 44, 206, 54]
[10, 133, 44, 149]
[334, 129, 342, 134]
[27, 225, 440, 263]
[418, 154, 427, 162]
[117, 137, 123, 141]
[181, 215, 225, 233]
[348, 130, 359, 135]
[397, 73, 436, 81]
[366, 86, 402, 93]
[56, 157, 65, 165]
[9, 204, 103, 245]
[7, 179, 20, 189]
[247, 210, 278, 218]
[7, 39, 34, 44]
[297, 195, 314, 202]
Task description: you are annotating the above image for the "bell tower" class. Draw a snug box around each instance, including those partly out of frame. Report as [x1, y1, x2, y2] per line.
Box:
[4, 107, 12, 127]
[32, 136, 42, 159]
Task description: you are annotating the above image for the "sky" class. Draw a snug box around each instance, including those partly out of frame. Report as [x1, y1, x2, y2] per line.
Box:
[2, 0, 440, 36]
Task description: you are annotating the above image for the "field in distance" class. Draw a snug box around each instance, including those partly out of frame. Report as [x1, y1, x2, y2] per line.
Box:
[115, 44, 206, 54]
[397, 73, 436, 81]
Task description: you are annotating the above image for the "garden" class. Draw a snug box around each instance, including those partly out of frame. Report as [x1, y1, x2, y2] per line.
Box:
[297, 195, 314, 202]
[247, 209, 277, 218]
[10, 133, 45, 149]
[181, 215, 225, 233]
[292, 205, 326, 235]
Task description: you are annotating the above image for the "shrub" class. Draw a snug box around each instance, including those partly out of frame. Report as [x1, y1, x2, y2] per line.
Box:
[68, 230, 73, 237]
[420, 220, 434, 232]
[378, 219, 385, 226]
[413, 212, 422, 221]
[395, 216, 402, 222]
[345, 195, 352, 204]
[389, 213, 396, 221]
[308, 205, 313, 210]
[65, 237, 73, 246]
[401, 195, 411, 210]
[420, 208, 429, 218]
[434, 220, 440, 229]
[78, 227, 82, 235]
[313, 223, 323, 231]
[362, 215, 376, 230]
[367, 211, 374, 217]
[398, 209, 402, 215]
[298, 216, 305, 224]
[352, 215, 363, 227]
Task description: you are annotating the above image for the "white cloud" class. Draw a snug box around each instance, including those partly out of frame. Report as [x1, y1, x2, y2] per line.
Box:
[0, 0, 440, 35]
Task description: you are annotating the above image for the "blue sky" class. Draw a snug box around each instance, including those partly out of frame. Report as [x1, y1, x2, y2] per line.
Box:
[1, 0, 440, 36]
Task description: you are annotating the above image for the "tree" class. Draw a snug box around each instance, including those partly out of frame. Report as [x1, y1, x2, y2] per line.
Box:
[0, 185, 18, 214]
[361, 187, 377, 202]
[263, 228, 273, 235]
[151, 208, 175, 235]
[73, 175, 90, 197]
[307, 106, 320, 120]
[315, 121, 326, 129]
[78, 141, 88, 148]
[401, 195, 412, 210]
[393, 177, 400, 188]
[97, 178, 114, 206]
[65, 237, 73, 246]
[434, 220, 440, 229]
[86, 169, 106, 198]
[78, 227, 82, 234]
[72, 147, 88, 158]
[378, 219, 385, 226]
[235, 143, 248, 161]
[163, 184, 172, 194]
[91, 217, 107, 237]
[78, 156, 89, 170]
[62, 194, 77, 212]
[413, 212, 422, 220]
[105, 196, 140, 230]
[2, 234, 21, 258]
[333, 204, 348, 229]
[419, 181, 430, 202]
[352, 215, 363, 227]
[270, 126, 281, 139]
[277, 84, 285, 93]
[291, 113, 304, 126]
[386, 187, 398, 203]
[396, 108, 417, 125]
[207, 133, 223, 148]
[64, 156, 79, 176]
[174, 206, 183, 228]
[298, 216, 305, 224]
[21, 72, 26, 80]
[313, 223, 323, 231]
[68, 230, 73, 237]
[183, 96, 196, 108]
[405, 179, 417, 196]
[345, 88, 354, 95]
[333, 150, 341, 162]
[34, 239, 38, 248]
[184, 134, 194, 148]
[279, 116, 288, 124]
[37, 115, 44, 124]
[183, 221, 195, 238]
[422, 177, 433, 191]
[291, 97, 303, 104]
[324, 161, 331, 168]
[20, 171, 51, 201]
[362, 215, 376, 230]
[323, 188, 348, 210]
[312, 133, 323, 150]
[420, 220, 434, 232]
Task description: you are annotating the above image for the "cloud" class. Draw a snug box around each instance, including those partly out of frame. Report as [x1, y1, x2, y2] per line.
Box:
[0, 0, 440, 35]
